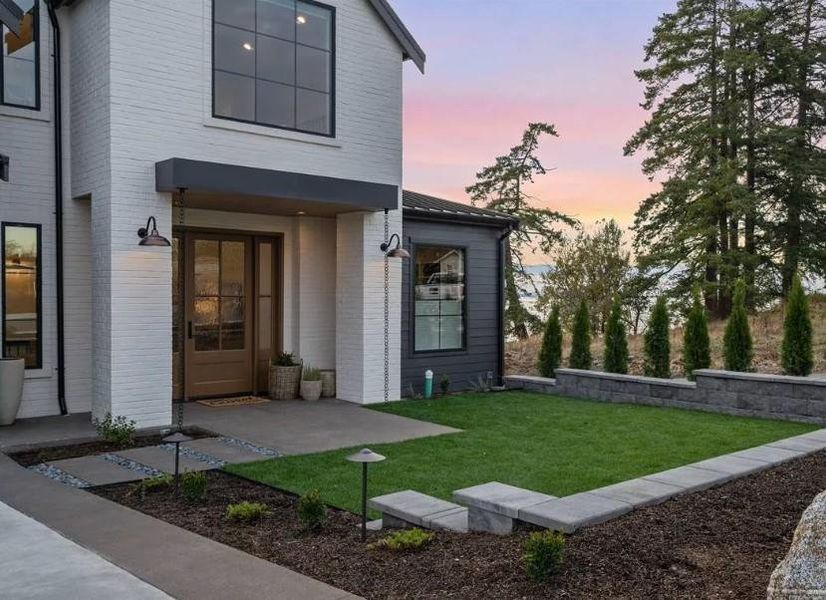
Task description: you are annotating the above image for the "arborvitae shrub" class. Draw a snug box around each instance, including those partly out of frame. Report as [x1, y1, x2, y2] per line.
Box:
[522, 530, 565, 583]
[538, 306, 563, 377]
[644, 296, 671, 378]
[603, 297, 628, 374]
[723, 279, 753, 372]
[568, 301, 592, 370]
[782, 274, 813, 376]
[297, 489, 327, 532]
[682, 286, 711, 380]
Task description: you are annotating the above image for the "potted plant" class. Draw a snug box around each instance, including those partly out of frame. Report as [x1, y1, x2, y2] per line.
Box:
[300, 366, 323, 402]
[269, 352, 302, 400]
[0, 358, 25, 426]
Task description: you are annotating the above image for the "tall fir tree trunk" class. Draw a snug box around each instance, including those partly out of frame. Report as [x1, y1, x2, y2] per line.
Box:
[706, 0, 722, 316]
[744, 57, 757, 306]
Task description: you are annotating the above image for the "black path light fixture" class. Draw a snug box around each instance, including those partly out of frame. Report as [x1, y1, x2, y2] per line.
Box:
[137, 216, 171, 247]
[162, 431, 193, 496]
[346, 448, 386, 542]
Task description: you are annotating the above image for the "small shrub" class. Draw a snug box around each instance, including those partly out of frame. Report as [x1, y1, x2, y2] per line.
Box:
[467, 374, 491, 393]
[142, 473, 172, 492]
[782, 274, 813, 376]
[603, 297, 628, 374]
[723, 279, 753, 372]
[272, 352, 299, 367]
[644, 296, 671, 378]
[682, 286, 711, 380]
[302, 365, 321, 381]
[439, 373, 451, 394]
[93, 413, 136, 447]
[297, 489, 327, 532]
[368, 528, 434, 552]
[522, 530, 565, 583]
[181, 471, 207, 503]
[568, 301, 592, 370]
[226, 501, 268, 523]
[538, 306, 563, 377]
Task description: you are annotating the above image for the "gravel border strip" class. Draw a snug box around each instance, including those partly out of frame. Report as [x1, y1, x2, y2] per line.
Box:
[29, 463, 91, 488]
[158, 443, 226, 468]
[102, 453, 164, 478]
[217, 436, 281, 458]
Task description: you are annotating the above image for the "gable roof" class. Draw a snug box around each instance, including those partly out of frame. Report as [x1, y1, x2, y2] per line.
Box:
[51, 0, 426, 73]
[403, 190, 519, 227]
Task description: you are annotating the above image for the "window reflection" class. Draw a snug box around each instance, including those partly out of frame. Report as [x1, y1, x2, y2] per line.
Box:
[3, 224, 40, 368]
[2, 0, 38, 108]
[414, 246, 465, 352]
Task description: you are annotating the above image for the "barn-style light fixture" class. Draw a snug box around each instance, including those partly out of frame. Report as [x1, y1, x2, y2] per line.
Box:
[137, 216, 171, 247]
[380, 233, 410, 259]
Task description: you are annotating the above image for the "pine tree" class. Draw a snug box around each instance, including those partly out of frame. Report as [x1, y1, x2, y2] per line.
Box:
[537, 306, 563, 378]
[723, 278, 753, 371]
[603, 297, 629, 374]
[682, 286, 711, 380]
[645, 297, 671, 378]
[782, 274, 813, 376]
[569, 301, 592, 370]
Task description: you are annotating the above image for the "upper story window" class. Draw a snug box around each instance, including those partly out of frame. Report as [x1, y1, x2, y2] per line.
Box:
[212, 0, 334, 136]
[1, 0, 39, 109]
[414, 246, 466, 352]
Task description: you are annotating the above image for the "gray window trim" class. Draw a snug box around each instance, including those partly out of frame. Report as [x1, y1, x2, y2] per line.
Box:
[0, 0, 40, 110]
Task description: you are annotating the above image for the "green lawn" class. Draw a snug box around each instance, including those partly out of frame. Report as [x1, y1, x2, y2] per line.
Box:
[227, 391, 815, 515]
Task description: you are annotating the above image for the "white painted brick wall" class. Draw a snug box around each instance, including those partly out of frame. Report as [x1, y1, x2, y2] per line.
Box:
[296, 217, 337, 370]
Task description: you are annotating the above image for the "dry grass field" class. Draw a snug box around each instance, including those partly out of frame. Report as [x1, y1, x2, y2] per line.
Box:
[507, 295, 826, 377]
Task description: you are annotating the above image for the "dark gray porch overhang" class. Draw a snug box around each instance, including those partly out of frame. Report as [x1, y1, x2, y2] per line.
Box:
[0, 0, 23, 36]
[155, 158, 398, 214]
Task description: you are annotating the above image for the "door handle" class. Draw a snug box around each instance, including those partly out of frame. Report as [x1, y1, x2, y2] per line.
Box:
[187, 321, 193, 339]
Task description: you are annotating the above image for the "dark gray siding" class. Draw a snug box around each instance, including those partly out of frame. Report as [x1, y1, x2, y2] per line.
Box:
[400, 217, 504, 395]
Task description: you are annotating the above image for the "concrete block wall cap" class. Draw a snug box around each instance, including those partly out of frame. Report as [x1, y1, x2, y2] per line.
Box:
[693, 369, 826, 386]
[453, 481, 556, 518]
[518, 492, 633, 533]
[588, 477, 687, 509]
[503, 375, 556, 385]
[553, 369, 696, 389]
[369, 490, 464, 522]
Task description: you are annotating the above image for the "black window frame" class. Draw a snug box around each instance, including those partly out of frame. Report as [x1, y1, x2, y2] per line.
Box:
[0, 0, 40, 110]
[211, 0, 336, 137]
[411, 243, 468, 355]
[2, 222, 43, 370]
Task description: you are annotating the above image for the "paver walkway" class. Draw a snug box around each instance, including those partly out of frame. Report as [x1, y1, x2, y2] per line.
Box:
[0, 454, 360, 600]
[0, 500, 171, 600]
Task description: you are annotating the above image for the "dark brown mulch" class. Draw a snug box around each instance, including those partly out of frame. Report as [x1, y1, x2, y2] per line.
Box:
[93, 451, 826, 600]
[10, 427, 215, 467]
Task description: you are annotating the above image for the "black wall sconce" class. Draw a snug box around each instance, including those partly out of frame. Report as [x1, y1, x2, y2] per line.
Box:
[380, 233, 410, 259]
[137, 216, 171, 247]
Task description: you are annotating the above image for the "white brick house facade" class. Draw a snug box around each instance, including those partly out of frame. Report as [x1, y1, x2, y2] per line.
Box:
[0, 0, 424, 426]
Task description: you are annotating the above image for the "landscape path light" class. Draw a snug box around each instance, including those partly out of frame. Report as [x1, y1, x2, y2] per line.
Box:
[162, 431, 192, 496]
[346, 448, 386, 542]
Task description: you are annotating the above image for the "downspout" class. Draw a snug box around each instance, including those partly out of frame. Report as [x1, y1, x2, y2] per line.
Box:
[46, 1, 67, 415]
[497, 224, 515, 386]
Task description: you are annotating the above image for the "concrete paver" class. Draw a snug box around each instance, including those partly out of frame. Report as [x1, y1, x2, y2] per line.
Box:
[518, 492, 633, 533]
[49, 455, 147, 486]
[642, 464, 733, 493]
[0, 500, 171, 600]
[453, 481, 555, 517]
[589, 477, 687, 508]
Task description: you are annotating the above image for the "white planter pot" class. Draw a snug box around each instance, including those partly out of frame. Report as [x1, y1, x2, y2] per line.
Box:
[0, 358, 25, 426]
[300, 380, 322, 402]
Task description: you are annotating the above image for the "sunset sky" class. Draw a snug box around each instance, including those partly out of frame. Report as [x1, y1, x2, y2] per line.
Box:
[394, 0, 674, 262]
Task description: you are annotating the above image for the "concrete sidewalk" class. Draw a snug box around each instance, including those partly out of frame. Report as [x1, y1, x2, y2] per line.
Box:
[1, 501, 172, 600]
[0, 454, 359, 600]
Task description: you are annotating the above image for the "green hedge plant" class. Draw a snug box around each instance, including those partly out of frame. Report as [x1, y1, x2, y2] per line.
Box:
[522, 530, 565, 583]
[93, 413, 136, 447]
[682, 286, 711, 380]
[723, 279, 753, 372]
[226, 501, 268, 523]
[603, 297, 628, 374]
[782, 274, 813, 376]
[538, 306, 563, 377]
[568, 301, 592, 370]
[644, 296, 671, 378]
[368, 528, 434, 552]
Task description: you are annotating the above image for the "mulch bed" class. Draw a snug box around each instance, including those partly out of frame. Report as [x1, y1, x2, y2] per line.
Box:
[10, 427, 215, 467]
[93, 451, 826, 599]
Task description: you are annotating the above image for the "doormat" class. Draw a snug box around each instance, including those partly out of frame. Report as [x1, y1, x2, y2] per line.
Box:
[196, 396, 271, 408]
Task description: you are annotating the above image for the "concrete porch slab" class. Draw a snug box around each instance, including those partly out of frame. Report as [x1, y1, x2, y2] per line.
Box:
[48, 456, 147, 487]
[518, 492, 633, 533]
[114, 446, 213, 474]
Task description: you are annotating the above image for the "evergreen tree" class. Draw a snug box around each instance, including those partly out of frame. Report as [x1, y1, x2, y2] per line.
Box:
[644, 297, 671, 378]
[683, 286, 711, 380]
[603, 297, 629, 374]
[569, 301, 592, 370]
[782, 274, 813, 376]
[467, 123, 578, 338]
[537, 306, 563, 378]
[723, 278, 753, 371]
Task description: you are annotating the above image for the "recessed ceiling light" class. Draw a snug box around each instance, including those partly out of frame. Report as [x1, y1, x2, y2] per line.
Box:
[297, 211, 306, 215]
[297, 14, 306, 24]
[242, 42, 253, 51]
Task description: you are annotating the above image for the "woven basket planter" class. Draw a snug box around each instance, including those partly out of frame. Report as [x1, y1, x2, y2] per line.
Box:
[269, 364, 302, 400]
[320, 370, 336, 398]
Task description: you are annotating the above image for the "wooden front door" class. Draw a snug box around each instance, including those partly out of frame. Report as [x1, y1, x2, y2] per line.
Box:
[185, 233, 254, 398]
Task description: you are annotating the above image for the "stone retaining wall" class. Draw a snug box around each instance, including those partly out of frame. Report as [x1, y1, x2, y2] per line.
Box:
[504, 369, 826, 425]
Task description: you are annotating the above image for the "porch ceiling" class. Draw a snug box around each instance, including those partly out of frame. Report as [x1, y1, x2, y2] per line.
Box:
[156, 158, 398, 216]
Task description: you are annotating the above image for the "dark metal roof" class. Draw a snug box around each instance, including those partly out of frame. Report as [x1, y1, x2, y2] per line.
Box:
[403, 190, 519, 226]
[51, 0, 425, 73]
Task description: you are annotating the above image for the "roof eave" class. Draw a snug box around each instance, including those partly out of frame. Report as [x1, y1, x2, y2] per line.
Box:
[367, 0, 426, 73]
[403, 206, 520, 229]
